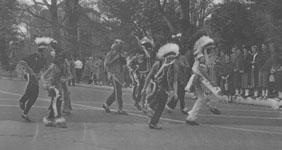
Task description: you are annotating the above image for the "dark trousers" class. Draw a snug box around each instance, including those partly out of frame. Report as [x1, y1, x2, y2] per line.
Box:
[167, 84, 185, 110]
[75, 69, 82, 83]
[149, 88, 168, 125]
[19, 82, 39, 115]
[62, 82, 72, 113]
[106, 79, 123, 110]
[68, 78, 75, 86]
[47, 88, 63, 119]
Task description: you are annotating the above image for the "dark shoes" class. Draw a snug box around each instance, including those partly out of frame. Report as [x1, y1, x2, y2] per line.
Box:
[134, 103, 142, 111]
[21, 114, 31, 122]
[209, 107, 221, 115]
[185, 120, 199, 126]
[149, 123, 162, 130]
[102, 104, 111, 113]
[181, 110, 188, 115]
[62, 110, 71, 115]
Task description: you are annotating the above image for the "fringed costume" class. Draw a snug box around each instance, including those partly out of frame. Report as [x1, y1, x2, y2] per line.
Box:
[185, 35, 222, 125]
[141, 43, 179, 129]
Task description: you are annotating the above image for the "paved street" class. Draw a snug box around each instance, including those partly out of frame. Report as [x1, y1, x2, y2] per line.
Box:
[0, 78, 282, 150]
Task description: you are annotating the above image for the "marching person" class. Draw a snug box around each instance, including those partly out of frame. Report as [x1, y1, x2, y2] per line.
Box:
[102, 39, 128, 114]
[127, 36, 154, 110]
[141, 43, 179, 129]
[50, 41, 72, 115]
[74, 58, 83, 83]
[42, 40, 72, 127]
[165, 33, 190, 115]
[17, 37, 47, 121]
[185, 35, 222, 125]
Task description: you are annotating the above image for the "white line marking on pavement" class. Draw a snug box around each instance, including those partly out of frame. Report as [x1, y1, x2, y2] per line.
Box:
[83, 123, 87, 141]
[0, 98, 21, 101]
[31, 123, 39, 150]
[32, 123, 39, 142]
[1, 89, 282, 136]
[198, 114, 282, 120]
[74, 100, 278, 113]
[0, 104, 85, 110]
[0, 89, 280, 121]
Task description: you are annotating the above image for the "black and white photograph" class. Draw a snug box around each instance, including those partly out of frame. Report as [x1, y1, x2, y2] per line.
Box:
[0, 0, 282, 149]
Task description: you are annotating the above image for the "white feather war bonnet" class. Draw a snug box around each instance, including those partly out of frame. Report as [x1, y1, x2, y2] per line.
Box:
[193, 35, 214, 55]
[156, 43, 180, 59]
[34, 37, 57, 49]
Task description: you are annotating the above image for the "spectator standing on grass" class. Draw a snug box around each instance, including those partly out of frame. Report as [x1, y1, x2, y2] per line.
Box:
[258, 43, 271, 99]
[84, 57, 94, 84]
[239, 45, 252, 97]
[93, 57, 102, 85]
[74, 58, 83, 83]
[231, 46, 242, 96]
[68, 56, 76, 86]
[271, 51, 282, 100]
[98, 56, 105, 85]
[250, 45, 263, 98]
[218, 52, 233, 101]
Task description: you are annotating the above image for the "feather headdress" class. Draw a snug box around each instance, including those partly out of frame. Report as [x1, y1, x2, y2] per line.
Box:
[156, 43, 179, 59]
[140, 36, 154, 46]
[35, 37, 57, 49]
[193, 36, 214, 55]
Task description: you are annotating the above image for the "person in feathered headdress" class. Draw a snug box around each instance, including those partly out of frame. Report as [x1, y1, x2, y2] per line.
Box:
[127, 36, 155, 111]
[16, 37, 49, 122]
[140, 42, 179, 129]
[40, 37, 71, 127]
[102, 39, 128, 115]
[184, 35, 222, 125]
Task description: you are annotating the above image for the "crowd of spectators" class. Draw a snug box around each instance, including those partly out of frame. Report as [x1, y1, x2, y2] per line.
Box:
[68, 55, 132, 87]
[208, 42, 282, 101]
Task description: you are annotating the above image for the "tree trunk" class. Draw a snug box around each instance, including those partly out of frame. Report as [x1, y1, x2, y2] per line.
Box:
[0, 38, 9, 70]
[179, 0, 191, 33]
[64, 0, 80, 58]
[50, 0, 61, 45]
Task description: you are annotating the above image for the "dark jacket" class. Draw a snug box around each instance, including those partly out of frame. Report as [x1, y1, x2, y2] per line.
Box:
[23, 53, 46, 74]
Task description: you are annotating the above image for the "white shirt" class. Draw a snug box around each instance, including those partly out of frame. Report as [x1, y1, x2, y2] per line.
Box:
[74, 60, 83, 69]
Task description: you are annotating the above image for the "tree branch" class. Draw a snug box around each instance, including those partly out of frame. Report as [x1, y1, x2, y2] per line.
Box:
[161, 0, 167, 11]
[42, 0, 51, 9]
[32, 0, 46, 7]
[25, 7, 71, 33]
